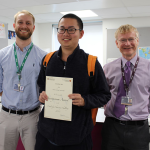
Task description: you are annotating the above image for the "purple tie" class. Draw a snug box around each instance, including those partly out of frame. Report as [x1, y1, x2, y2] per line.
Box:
[113, 61, 131, 118]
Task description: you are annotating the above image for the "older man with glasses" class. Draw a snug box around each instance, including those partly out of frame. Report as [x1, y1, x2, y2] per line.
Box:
[102, 24, 150, 150]
[35, 13, 111, 150]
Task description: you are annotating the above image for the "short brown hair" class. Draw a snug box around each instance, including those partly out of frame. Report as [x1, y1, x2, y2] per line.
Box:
[115, 24, 139, 39]
[14, 10, 35, 24]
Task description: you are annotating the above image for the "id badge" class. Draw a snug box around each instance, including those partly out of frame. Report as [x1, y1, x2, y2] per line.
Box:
[121, 96, 132, 106]
[20, 86, 24, 92]
[14, 84, 20, 91]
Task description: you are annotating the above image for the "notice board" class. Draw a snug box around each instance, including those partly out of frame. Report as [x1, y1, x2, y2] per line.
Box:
[0, 22, 8, 50]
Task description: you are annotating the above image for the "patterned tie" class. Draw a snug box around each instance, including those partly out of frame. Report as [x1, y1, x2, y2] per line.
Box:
[113, 61, 131, 118]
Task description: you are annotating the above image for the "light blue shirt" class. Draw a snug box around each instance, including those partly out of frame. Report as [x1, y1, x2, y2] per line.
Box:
[0, 42, 47, 111]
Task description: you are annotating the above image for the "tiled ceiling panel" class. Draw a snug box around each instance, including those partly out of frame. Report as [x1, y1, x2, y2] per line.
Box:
[34, 12, 63, 20]
[131, 13, 150, 17]
[15, 0, 124, 14]
[122, 0, 150, 7]
[33, 0, 76, 5]
[101, 14, 132, 19]
[127, 6, 150, 13]
[93, 7, 129, 16]
[0, 0, 150, 23]
[0, 0, 41, 8]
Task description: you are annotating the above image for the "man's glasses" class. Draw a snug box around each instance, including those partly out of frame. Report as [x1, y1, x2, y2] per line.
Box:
[57, 28, 82, 34]
[118, 37, 137, 44]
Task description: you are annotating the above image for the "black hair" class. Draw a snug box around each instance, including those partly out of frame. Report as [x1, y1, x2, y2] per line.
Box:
[58, 13, 83, 30]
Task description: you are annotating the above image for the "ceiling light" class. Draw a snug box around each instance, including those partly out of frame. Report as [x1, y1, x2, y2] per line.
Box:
[60, 10, 98, 18]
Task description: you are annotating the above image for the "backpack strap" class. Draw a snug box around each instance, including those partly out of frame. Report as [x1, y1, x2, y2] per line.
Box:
[88, 55, 97, 90]
[87, 54, 98, 126]
[91, 107, 98, 126]
[87, 54, 97, 77]
[43, 51, 56, 67]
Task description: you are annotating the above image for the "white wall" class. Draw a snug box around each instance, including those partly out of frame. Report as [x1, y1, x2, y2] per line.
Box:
[32, 22, 40, 47]
[33, 23, 53, 52]
[79, 24, 103, 66]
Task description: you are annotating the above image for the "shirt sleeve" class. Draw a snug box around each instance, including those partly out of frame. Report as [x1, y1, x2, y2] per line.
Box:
[103, 64, 110, 89]
[82, 60, 111, 109]
[0, 57, 3, 93]
[148, 62, 150, 113]
[37, 56, 46, 93]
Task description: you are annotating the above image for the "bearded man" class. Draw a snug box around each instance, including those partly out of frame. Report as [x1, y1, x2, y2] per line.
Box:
[0, 10, 47, 150]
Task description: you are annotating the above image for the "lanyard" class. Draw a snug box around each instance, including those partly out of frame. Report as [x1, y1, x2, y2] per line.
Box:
[121, 57, 139, 94]
[13, 42, 33, 82]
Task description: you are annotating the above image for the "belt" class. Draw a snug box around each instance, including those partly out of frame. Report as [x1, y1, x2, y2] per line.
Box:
[109, 117, 147, 126]
[2, 106, 40, 115]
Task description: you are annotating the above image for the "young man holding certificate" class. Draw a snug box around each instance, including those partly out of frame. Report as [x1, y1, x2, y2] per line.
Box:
[35, 14, 111, 150]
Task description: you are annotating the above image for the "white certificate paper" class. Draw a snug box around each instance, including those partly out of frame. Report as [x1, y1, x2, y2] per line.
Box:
[44, 76, 73, 121]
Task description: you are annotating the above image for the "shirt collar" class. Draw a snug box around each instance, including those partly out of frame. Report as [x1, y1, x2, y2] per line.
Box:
[14, 42, 33, 52]
[121, 54, 137, 67]
[58, 44, 80, 61]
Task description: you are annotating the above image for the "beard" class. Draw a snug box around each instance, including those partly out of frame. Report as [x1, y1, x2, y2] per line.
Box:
[15, 28, 33, 40]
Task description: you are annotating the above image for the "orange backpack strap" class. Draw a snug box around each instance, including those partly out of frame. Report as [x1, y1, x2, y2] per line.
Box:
[87, 54, 98, 126]
[91, 108, 98, 125]
[43, 51, 56, 67]
[87, 55, 97, 77]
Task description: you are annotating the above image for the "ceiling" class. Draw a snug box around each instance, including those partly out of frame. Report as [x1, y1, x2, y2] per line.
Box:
[1, 0, 150, 23]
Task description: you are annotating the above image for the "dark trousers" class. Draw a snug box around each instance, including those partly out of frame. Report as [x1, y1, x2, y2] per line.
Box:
[101, 117, 149, 150]
[35, 131, 92, 150]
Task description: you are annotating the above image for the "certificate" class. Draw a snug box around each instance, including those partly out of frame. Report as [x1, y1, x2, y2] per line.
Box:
[44, 76, 73, 121]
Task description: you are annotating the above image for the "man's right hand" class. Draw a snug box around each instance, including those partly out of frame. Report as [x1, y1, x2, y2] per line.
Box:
[39, 91, 48, 103]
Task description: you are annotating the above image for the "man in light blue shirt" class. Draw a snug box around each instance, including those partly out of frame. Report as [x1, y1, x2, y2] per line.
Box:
[0, 10, 46, 150]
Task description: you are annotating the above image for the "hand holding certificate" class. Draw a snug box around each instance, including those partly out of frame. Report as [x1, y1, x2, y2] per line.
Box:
[45, 76, 73, 121]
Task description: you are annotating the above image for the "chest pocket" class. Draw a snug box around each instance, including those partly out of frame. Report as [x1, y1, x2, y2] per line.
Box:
[23, 57, 40, 86]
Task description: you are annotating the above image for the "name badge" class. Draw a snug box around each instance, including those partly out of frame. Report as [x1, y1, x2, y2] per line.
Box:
[14, 84, 24, 92]
[14, 84, 20, 92]
[121, 96, 132, 106]
[20, 86, 24, 92]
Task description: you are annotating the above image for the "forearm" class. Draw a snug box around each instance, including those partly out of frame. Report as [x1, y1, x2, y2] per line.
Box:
[83, 92, 110, 109]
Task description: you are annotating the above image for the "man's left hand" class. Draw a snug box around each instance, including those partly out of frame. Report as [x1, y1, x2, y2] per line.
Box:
[68, 94, 85, 106]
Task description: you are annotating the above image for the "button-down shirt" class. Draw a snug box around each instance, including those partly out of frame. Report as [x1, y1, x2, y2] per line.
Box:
[103, 54, 150, 121]
[0, 42, 47, 111]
